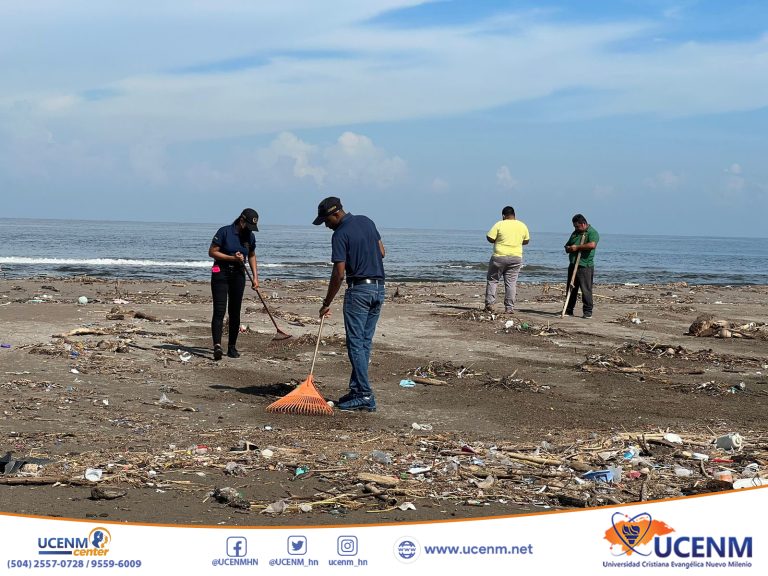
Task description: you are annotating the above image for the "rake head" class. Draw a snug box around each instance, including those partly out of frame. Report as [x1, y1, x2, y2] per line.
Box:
[266, 374, 333, 416]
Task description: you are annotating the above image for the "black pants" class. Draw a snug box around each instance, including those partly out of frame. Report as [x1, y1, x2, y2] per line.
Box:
[566, 264, 594, 315]
[211, 264, 246, 347]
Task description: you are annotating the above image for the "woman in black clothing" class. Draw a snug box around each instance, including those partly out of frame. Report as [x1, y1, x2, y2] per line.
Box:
[208, 208, 260, 360]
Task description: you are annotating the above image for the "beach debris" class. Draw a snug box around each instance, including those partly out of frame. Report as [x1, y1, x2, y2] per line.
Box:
[84, 468, 103, 482]
[212, 487, 250, 510]
[261, 499, 288, 515]
[399, 379, 416, 388]
[77, 296, 88, 305]
[686, 314, 763, 339]
[90, 487, 127, 500]
[411, 423, 433, 431]
[714, 433, 743, 451]
[224, 462, 247, 476]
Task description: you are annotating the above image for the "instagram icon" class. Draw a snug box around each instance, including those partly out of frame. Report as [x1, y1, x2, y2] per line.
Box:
[337, 535, 358, 556]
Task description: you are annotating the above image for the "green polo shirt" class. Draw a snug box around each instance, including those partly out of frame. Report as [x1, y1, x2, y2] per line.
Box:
[567, 225, 599, 267]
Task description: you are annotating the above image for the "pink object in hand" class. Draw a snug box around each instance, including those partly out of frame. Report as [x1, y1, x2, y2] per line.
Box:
[211, 265, 221, 273]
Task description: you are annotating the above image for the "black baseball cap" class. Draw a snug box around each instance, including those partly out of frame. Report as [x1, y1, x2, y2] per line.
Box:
[312, 196, 342, 225]
[240, 208, 259, 231]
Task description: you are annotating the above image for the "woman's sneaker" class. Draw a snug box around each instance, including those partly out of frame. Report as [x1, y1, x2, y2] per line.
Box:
[213, 345, 223, 361]
[227, 346, 241, 358]
[338, 396, 377, 412]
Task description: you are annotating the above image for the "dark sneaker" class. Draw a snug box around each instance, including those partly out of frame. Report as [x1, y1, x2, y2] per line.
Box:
[338, 396, 376, 412]
[213, 345, 223, 361]
[227, 346, 241, 358]
[564, 310, 575, 317]
[582, 314, 592, 319]
[337, 391, 356, 405]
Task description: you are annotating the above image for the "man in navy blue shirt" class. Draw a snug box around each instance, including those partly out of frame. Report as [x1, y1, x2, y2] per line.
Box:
[314, 197, 385, 412]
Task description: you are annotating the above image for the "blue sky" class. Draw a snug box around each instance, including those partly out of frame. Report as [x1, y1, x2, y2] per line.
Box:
[1, 0, 766, 236]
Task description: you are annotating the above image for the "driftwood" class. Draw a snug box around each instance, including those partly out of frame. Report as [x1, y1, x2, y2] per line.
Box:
[0, 476, 91, 486]
[411, 376, 448, 386]
[357, 472, 400, 487]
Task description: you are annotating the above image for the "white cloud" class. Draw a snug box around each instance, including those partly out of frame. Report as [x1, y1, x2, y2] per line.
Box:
[324, 132, 407, 189]
[2, 3, 768, 144]
[430, 177, 449, 193]
[645, 170, 682, 189]
[725, 163, 743, 175]
[496, 165, 518, 190]
[257, 131, 327, 186]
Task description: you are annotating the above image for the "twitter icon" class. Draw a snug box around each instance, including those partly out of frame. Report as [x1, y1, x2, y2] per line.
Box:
[287, 535, 307, 556]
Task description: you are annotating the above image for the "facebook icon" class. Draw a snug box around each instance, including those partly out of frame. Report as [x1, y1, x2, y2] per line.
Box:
[226, 537, 247, 558]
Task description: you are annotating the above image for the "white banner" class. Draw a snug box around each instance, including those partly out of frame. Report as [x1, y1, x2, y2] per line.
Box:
[2, 487, 764, 574]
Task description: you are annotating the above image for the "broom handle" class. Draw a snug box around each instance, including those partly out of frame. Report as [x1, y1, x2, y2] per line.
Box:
[561, 232, 586, 317]
[309, 315, 325, 376]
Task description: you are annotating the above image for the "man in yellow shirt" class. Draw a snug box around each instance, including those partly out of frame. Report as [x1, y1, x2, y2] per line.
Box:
[484, 206, 530, 313]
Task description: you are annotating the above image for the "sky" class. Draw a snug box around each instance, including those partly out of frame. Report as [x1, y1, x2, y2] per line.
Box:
[1, 0, 767, 237]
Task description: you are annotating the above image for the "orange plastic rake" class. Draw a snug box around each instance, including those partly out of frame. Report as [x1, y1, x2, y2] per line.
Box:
[265, 316, 333, 416]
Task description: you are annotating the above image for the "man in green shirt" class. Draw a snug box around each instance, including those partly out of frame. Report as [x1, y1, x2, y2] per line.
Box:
[564, 214, 600, 318]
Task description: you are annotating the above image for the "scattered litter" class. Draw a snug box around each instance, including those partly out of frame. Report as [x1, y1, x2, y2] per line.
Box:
[90, 487, 127, 500]
[77, 296, 88, 305]
[261, 449, 274, 459]
[715, 433, 743, 451]
[411, 423, 433, 431]
[399, 379, 416, 388]
[84, 468, 103, 482]
[212, 487, 250, 510]
[261, 499, 288, 514]
[398, 502, 416, 511]
[224, 462, 247, 476]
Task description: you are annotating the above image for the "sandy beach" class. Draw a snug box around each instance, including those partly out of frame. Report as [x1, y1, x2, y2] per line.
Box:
[1, 277, 766, 526]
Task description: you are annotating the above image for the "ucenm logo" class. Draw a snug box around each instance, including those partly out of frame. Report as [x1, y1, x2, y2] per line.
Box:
[38, 527, 111, 557]
[604, 512, 751, 562]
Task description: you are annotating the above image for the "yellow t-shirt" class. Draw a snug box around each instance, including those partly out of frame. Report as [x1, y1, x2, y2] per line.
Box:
[487, 219, 530, 257]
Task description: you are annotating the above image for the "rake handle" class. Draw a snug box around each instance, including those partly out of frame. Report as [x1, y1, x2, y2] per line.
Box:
[561, 232, 586, 317]
[309, 315, 325, 376]
[254, 286, 283, 333]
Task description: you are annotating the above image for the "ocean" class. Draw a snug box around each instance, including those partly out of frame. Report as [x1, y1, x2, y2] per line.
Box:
[1, 218, 766, 285]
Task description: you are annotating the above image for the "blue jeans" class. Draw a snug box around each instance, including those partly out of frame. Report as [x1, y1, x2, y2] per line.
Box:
[343, 284, 385, 398]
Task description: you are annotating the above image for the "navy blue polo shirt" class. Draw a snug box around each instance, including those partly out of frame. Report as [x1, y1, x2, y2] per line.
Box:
[211, 224, 255, 262]
[331, 214, 384, 281]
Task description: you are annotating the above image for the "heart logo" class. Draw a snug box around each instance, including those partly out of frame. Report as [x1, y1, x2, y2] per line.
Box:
[611, 511, 653, 556]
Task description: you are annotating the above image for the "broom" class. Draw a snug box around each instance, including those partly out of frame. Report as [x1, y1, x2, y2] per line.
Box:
[265, 315, 333, 415]
[241, 243, 292, 341]
[561, 232, 586, 317]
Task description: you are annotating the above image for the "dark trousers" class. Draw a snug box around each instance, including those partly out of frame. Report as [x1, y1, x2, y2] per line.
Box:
[566, 264, 594, 315]
[211, 265, 246, 347]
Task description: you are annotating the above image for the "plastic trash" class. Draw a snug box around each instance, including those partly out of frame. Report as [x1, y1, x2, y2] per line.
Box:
[85, 468, 103, 482]
[582, 470, 613, 483]
[504, 320, 515, 329]
[715, 433, 743, 451]
[742, 463, 759, 477]
[370, 450, 392, 465]
[340, 451, 359, 460]
[663, 433, 683, 444]
[411, 422, 433, 431]
[733, 477, 767, 490]
[261, 449, 274, 459]
[0, 344, 10, 349]
[714, 470, 733, 483]
[78, 296, 88, 305]
[623, 447, 638, 459]
[631, 317, 642, 324]
[399, 379, 416, 388]
[178, 351, 192, 363]
[674, 466, 692, 477]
